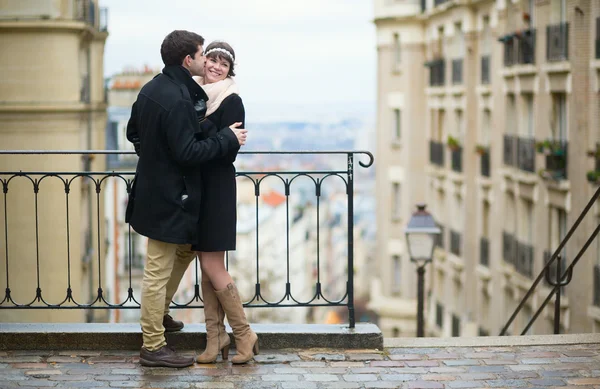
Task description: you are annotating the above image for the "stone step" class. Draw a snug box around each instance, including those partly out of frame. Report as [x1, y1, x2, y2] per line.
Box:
[0, 323, 383, 351]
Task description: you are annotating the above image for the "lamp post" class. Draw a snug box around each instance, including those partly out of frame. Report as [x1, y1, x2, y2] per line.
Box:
[405, 203, 440, 337]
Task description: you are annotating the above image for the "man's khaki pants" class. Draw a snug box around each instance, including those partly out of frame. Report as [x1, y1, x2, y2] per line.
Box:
[141, 238, 196, 351]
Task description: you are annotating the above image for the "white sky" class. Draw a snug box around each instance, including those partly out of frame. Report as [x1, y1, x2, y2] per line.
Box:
[99, 0, 377, 119]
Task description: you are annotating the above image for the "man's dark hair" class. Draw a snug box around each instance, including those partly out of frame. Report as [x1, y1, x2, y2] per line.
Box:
[160, 30, 205, 66]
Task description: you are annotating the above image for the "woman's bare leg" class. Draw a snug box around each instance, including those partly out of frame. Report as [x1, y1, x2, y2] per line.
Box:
[199, 251, 233, 290]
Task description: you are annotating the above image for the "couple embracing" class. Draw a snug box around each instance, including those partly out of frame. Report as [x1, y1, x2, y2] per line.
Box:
[126, 30, 257, 368]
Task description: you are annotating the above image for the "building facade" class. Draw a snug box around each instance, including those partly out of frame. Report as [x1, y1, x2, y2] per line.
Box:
[0, 0, 109, 322]
[373, 0, 600, 337]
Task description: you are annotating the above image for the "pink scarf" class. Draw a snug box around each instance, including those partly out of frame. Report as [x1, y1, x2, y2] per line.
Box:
[193, 76, 240, 116]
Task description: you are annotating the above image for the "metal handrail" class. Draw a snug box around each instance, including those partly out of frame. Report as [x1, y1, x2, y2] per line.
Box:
[500, 184, 600, 335]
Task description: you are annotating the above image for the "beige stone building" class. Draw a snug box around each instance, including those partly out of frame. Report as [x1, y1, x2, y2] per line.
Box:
[0, 0, 108, 322]
[372, 0, 600, 337]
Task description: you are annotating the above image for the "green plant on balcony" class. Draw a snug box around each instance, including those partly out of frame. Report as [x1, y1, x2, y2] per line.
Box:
[586, 147, 600, 159]
[538, 168, 564, 181]
[586, 170, 600, 184]
[535, 139, 564, 156]
[447, 135, 461, 151]
[475, 144, 488, 155]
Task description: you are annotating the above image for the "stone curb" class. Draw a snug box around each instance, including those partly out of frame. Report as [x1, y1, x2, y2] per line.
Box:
[0, 323, 383, 351]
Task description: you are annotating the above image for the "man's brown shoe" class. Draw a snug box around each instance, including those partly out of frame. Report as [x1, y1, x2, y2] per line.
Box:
[163, 314, 184, 332]
[139, 346, 194, 368]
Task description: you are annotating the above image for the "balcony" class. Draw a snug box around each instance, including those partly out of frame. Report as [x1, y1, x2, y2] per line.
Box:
[517, 137, 536, 173]
[480, 237, 490, 267]
[502, 231, 516, 265]
[451, 146, 463, 173]
[594, 264, 600, 307]
[427, 59, 445, 87]
[452, 58, 463, 85]
[500, 30, 536, 67]
[450, 229, 462, 257]
[479, 147, 490, 177]
[429, 140, 445, 167]
[538, 140, 568, 180]
[547, 23, 569, 62]
[503, 134, 517, 167]
[596, 18, 600, 59]
[481, 55, 490, 84]
[515, 240, 534, 278]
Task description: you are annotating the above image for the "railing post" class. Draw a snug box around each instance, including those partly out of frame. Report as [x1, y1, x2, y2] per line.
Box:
[347, 153, 355, 328]
[554, 255, 562, 334]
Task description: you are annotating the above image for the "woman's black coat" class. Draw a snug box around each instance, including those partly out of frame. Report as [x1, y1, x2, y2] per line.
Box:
[191, 94, 244, 251]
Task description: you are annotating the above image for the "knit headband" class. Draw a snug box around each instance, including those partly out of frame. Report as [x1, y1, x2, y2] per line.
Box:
[205, 47, 235, 62]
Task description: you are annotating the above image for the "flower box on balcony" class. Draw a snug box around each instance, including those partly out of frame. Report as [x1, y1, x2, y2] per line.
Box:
[475, 144, 488, 155]
[587, 170, 600, 184]
[447, 135, 461, 151]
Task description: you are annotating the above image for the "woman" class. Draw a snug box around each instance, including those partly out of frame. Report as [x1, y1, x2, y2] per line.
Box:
[192, 41, 258, 365]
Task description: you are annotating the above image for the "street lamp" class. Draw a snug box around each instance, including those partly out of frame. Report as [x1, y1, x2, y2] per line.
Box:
[405, 203, 440, 337]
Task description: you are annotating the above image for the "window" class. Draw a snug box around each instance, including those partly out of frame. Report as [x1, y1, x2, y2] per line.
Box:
[454, 22, 465, 57]
[392, 255, 401, 295]
[482, 16, 491, 55]
[506, 94, 517, 135]
[482, 202, 490, 238]
[552, 93, 568, 140]
[393, 33, 401, 66]
[522, 200, 534, 244]
[522, 94, 534, 137]
[527, 0, 535, 24]
[392, 109, 401, 141]
[437, 109, 446, 141]
[392, 182, 401, 219]
[456, 110, 464, 142]
[452, 313, 461, 336]
[482, 109, 491, 145]
[551, 0, 566, 23]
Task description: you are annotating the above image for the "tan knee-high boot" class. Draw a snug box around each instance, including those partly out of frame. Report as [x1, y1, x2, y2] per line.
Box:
[215, 283, 258, 364]
[196, 282, 231, 363]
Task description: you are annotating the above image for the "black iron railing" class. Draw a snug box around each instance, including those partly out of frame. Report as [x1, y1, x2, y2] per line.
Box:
[517, 137, 536, 173]
[544, 141, 568, 180]
[451, 147, 462, 173]
[0, 150, 374, 328]
[434, 0, 449, 6]
[75, 0, 95, 26]
[481, 149, 490, 177]
[427, 59, 446, 87]
[435, 302, 444, 328]
[503, 134, 517, 167]
[450, 229, 461, 257]
[451, 314, 460, 336]
[502, 231, 516, 265]
[452, 59, 463, 84]
[481, 55, 490, 84]
[515, 241, 534, 278]
[501, 185, 600, 335]
[430, 140, 445, 167]
[501, 30, 536, 66]
[596, 18, 600, 59]
[547, 23, 569, 62]
[480, 237, 489, 267]
[594, 264, 600, 307]
[543, 250, 566, 293]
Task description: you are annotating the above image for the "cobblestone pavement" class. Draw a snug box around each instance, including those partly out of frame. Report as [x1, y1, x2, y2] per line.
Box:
[0, 343, 599, 389]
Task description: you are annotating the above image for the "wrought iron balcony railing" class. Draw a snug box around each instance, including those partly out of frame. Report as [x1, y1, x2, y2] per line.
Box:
[517, 137, 536, 173]
[502, 231, 516, 265]
[594, 264, 600, 307]
[480, 149, 491, 177]
[547, 23, 569, 62]
[503, 134, 517, 167]
[426, 59, 446, 87]
[500, 30, 536, 67]
[0, 150, 374, 329]
[450, 229, 462, 257]
[515, 241, 534, 278]
[543, 140, 568, 180]
[480, 237, 489, 267]
[481, 55, 490, 84]
[429, 140, 445, 167]
[596, 18, 600, 59]
[452, 59, 463, 85]
[451, 146, 462, 173]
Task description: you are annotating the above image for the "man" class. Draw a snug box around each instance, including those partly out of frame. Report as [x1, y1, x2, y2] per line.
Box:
[126, 30, 247, 368]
